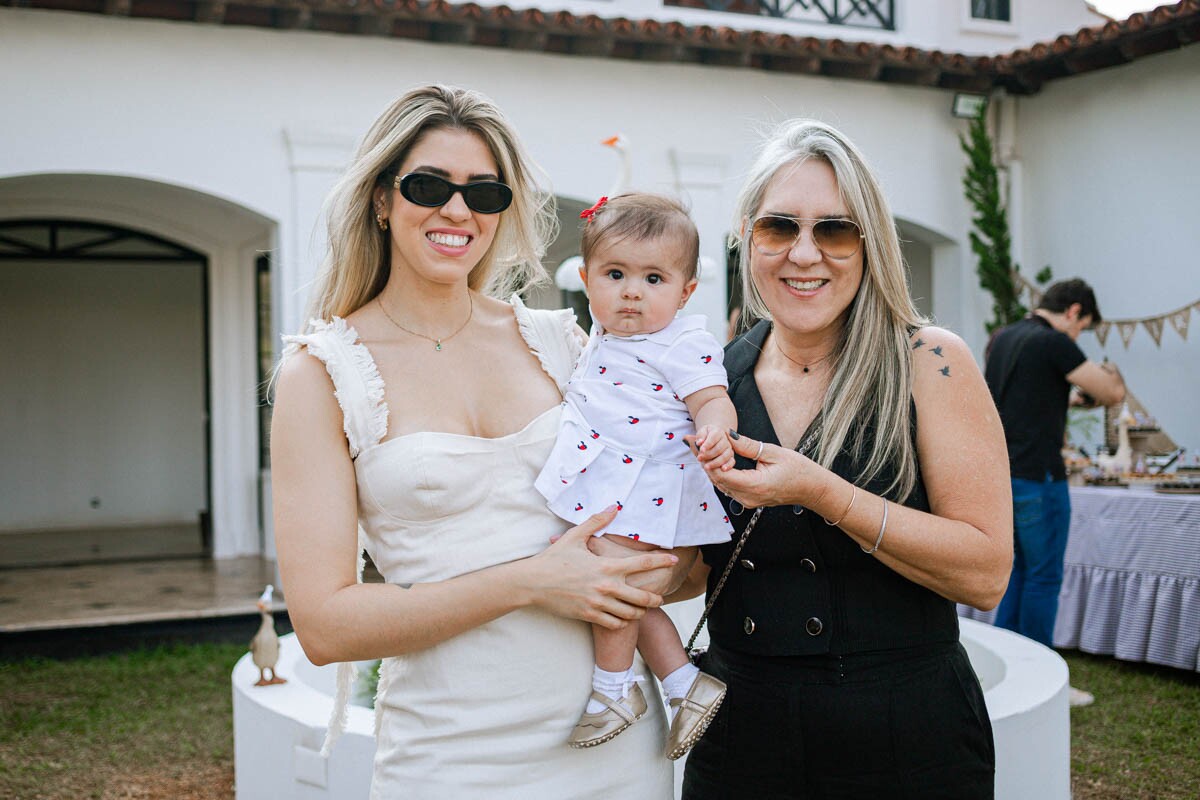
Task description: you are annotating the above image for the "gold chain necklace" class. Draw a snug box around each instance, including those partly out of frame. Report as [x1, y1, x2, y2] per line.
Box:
[774, 336, 833, 374]
[377, 294, 473, 352]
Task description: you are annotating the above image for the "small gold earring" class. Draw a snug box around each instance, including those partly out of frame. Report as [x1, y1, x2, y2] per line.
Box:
[375, 210, 389, 231]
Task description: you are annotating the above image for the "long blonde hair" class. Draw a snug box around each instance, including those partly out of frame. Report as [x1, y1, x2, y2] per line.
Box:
[733, 119, 927, 500]
[304, 85, 557, 323]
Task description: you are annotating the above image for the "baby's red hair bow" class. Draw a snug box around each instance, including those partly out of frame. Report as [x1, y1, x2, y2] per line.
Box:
[580, 196, 608, 221]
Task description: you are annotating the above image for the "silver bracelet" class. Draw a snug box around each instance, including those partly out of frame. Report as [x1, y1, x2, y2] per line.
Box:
[861, 497, 888, 554]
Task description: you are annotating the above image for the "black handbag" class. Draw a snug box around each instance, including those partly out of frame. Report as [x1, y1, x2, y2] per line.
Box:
[686, 506, 764, 667]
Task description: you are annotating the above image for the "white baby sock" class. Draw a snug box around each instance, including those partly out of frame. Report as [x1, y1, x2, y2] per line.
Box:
[587, 666, 636, 714]
[661, 663, 700, 720]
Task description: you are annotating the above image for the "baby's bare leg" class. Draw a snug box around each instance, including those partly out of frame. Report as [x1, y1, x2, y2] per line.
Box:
[638, 607, 690, 680]
[590, 544, 720, 759]
[596, 539, 695, 680]
[593, 617, 640, 672]
[592, 534, 659, 671]
[637, 545, 696, 680]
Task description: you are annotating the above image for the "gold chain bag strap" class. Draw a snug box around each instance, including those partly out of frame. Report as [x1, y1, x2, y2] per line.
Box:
[686, 428, 820, 663]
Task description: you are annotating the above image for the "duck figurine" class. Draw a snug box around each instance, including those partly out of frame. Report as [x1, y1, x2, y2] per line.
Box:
[1097, 404, 1136, 476]
[250, 584, 286, 687]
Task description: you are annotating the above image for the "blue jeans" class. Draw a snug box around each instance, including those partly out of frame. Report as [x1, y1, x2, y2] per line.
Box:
[994, 477, 1071, 647]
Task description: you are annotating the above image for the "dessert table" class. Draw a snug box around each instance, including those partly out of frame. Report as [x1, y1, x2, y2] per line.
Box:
[959, 485, 1200, 672]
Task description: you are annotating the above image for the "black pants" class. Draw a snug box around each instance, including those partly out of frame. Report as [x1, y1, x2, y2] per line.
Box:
[682, 641, 995, 800]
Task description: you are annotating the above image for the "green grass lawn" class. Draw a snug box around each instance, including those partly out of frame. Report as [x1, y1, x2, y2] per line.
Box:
[1, 643, 1197, 798]
[0, 643, 244, 799]
[1063, 650, 1200, 800]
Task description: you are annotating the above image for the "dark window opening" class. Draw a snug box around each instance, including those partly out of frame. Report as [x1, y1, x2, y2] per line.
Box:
[971, 0, 1011, 22]
[256, 253, 273, 473]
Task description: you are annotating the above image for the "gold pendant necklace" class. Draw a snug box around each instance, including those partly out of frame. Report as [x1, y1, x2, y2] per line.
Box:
[377, 294, 473, 351]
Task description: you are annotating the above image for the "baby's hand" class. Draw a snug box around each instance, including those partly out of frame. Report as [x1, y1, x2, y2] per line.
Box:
[693, 425, 735, 472]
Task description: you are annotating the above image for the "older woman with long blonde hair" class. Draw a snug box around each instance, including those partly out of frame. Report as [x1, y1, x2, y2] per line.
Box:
[271, 85, 677, 797]
[683, 119, 1012, 798]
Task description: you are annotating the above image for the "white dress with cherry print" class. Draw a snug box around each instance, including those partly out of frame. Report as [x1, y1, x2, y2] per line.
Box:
[535, 314, 734, 548]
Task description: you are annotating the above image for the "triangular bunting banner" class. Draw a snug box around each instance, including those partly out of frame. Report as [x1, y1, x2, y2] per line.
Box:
[1010, 272, 1197, 350]
[1143, 317, 1164, 346]
[1169, 307, 1190, 341]
[1117, 321, 1137, 348]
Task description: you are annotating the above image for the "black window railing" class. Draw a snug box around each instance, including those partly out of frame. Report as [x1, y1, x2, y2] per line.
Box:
[664, 0, 895, 31]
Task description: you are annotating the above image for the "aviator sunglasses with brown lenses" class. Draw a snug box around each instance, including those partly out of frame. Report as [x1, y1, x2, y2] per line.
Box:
[749, 215, 865, 260]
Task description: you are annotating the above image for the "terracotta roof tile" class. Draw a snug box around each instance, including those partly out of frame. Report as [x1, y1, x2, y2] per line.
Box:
[609, 17, 633, 35]
[580, 14, 605, 34]
[7, 0, 1198, 94]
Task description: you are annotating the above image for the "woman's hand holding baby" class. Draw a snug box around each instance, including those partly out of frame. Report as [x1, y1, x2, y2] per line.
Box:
[533, 507, 678, 630]
[588, 535, 698, 597]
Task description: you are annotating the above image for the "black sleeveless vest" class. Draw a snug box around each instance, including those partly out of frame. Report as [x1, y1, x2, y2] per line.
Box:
[700, 321, 960, 657]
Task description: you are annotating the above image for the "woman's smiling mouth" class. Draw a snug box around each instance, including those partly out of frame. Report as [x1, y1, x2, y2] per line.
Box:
[784, 278, 829, 292]
[427, 231, 471, 247]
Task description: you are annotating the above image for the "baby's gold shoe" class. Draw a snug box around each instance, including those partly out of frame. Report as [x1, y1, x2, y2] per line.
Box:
[666, 672, 726, 760]
[567, 683, 648, 748]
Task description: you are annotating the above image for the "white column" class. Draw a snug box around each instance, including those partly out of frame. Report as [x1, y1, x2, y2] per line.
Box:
[210, 237, 267, 558]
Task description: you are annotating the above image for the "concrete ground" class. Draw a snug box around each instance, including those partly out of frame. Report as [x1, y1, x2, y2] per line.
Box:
[0, 555, 282, 634]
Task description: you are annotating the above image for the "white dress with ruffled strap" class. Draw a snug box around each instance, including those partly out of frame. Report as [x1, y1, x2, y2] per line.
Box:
[282, 297, 671, 799]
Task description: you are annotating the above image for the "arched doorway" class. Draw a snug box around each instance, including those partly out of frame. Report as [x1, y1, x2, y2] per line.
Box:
[0, 174, 276, 563]
[0, 220, 209, 565]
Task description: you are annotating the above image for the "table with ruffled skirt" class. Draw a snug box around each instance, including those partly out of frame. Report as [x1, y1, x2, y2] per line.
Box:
[959, 486, 1200, 672]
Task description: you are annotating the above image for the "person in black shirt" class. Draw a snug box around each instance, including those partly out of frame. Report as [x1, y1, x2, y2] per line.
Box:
[984, 279, 1125, 704]
[676, 119, 1012, 799]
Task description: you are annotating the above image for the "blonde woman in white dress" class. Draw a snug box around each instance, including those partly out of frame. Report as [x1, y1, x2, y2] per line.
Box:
[271, 85, 679, 799]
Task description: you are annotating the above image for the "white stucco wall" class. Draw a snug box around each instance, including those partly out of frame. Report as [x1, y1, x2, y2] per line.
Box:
[1016, 45, 1200, 454]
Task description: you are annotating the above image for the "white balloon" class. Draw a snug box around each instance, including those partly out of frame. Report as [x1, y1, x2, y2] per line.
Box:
[555, 255, 586, 292]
